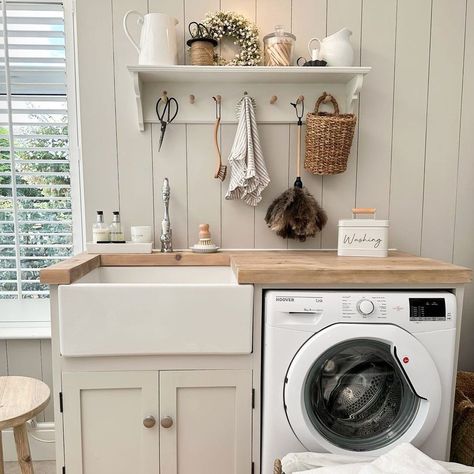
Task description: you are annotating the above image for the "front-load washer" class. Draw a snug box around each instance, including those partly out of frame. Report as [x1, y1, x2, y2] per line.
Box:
[261, 290, 457, 473]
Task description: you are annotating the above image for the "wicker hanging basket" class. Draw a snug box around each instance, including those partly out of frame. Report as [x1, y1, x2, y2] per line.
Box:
[304, 92, 356, 175]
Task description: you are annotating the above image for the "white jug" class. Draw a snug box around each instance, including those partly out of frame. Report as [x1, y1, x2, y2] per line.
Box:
[309, 28, 354, 67]
[123, 11, 178, 66]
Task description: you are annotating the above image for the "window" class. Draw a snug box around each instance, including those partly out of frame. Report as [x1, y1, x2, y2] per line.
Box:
[0, 1, 79, 300]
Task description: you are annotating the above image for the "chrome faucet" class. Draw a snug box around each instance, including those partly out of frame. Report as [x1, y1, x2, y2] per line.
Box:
[160, 177, 173, 252]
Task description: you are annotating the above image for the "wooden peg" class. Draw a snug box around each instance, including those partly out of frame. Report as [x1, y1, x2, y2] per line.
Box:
[213, 94, 221, 104]
[243, 91, 248, 95]
[270, 95, 278, 104]
[189, 94, 195, 104]
[161, 90, 168, 102]
[296, 95, 304, 104]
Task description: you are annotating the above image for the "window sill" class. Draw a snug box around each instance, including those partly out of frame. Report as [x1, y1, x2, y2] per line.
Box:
[0, 300, 51, 340]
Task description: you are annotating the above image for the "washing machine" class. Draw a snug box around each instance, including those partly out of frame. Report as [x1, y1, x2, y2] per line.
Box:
[261, 290, 457, 473]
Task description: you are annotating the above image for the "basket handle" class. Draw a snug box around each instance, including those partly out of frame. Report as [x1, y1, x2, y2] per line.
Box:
[314, 92, 340, 115]
[352, 207, 376, 218]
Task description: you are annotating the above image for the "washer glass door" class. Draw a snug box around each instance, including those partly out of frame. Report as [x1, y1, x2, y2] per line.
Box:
[304, 339, 419, 451]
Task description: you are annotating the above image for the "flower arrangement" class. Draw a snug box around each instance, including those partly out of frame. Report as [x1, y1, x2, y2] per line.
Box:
[203, 11, 261, 66]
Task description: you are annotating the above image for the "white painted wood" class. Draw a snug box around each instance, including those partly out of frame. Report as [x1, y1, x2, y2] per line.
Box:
[187, 124, 222, 247]
[160, 370, 252, 474]
[256, 0, 291, 44]
[62, 371, 159, 474]
[292, 0, 326, 63]
[221, 123, 255, 248]
[75, 0, 119, 241]
[40, 340, 54, 422]
[356, 0, 397, 218]
[221, 0, 256, 20]
[58, 279, 254, 356]
[5, 340, 44, 421]
[454, 0, 474, 371]
[254, 124, 289, 248]
[321, 0, 362, 248]
[421, 0, 466, 262]
[389, 0, 431, 256]
[152, 123, 188, 250]
[149, 0, 185, 65]
[0, 341, 7, 376]
[112, 0, 154, 240]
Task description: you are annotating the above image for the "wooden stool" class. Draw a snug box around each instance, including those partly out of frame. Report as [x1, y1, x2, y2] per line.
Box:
[0, 376, 50, 474]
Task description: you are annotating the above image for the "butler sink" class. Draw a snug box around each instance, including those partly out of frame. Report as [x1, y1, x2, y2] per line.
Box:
[58, 266, 253, 357]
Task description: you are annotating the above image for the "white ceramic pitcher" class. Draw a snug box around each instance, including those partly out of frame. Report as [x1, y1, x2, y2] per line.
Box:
[309, 28, 354, 67]
[123, 11, 178, 65]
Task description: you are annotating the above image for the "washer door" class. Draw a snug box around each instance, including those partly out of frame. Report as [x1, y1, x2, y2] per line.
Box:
[284, 324, 441, 455]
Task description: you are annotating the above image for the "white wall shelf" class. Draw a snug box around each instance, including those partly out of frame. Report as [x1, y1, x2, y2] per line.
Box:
[128, 65, 371, 131]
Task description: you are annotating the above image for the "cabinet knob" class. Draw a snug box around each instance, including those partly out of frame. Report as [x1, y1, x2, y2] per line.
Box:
[160, 416, 173, 429]
[143, 416, 156, 428]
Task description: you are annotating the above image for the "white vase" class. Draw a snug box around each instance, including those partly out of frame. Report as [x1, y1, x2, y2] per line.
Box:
[309, 28, 354, 67]
[123, 11, 179, 66]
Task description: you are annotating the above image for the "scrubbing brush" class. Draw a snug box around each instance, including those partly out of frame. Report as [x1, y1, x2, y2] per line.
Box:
[213, 95, 227, 181]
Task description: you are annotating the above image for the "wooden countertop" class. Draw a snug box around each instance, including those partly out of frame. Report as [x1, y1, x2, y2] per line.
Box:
[40, 250, 472, 285]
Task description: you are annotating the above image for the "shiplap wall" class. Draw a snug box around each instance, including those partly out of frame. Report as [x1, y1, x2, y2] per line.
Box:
[0, 340, 54, 421]
[72, 0, 474, 368]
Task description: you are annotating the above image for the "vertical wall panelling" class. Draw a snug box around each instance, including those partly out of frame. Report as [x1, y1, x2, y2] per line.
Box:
[254, 125, 290, 248]
[75, 0, 119, 240]
[149, 0, 185, 65]
[291, 0, 326, 61]
[112, 0, 153, 241]
[322, 0, 363, 248]
[6, 340, 44, 420]
[389, 0, 431, 255]
[221, 124, 256, 248]
[187, 125, 222, 247]
[356, 0, 397, 217]
[41, 340, 54, 422]
[256, 0, 291, 43]
[421, 0, 466, 261]
[0, 341, 7, 375]
[221, 0, 256, 19]
[184, 0, 220, 65]
[152, 124, 189, 250]
[454, 0, 474, 370]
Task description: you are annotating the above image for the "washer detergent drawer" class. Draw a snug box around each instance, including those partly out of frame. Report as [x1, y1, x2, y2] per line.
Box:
[58, 284, 254, 357]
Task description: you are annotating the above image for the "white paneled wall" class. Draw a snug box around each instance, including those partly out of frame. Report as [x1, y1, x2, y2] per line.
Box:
[0, 340, 54, 421]
[73, 0, 474, 369]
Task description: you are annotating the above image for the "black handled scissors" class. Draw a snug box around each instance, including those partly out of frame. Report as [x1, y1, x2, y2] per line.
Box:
[156, 96, 179, 151]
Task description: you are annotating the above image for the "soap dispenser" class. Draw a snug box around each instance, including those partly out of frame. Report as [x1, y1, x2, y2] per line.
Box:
[110, 211, 125, 243]
[92, 210, 110, 243]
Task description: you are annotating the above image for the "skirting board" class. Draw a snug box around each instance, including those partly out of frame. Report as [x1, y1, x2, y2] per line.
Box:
[2, 422, 56, 461]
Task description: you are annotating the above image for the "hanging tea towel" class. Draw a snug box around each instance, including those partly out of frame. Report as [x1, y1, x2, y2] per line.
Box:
[225, 95, 270, 206]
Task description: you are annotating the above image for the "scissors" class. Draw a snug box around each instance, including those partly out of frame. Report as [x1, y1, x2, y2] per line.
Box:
[155, 96, 179, 151]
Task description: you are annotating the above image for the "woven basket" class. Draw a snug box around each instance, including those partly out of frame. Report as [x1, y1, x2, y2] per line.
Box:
[451, 371, 474, 466]
[304, 92, 356, 175]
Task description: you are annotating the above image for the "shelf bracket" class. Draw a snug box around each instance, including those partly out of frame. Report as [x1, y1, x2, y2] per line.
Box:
[131, 70, 145, 132]
[345, 73, 364, 114]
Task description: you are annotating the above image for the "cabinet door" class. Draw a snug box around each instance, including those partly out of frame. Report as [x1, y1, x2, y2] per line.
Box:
[62, 371, 159, 474]
[160, 370, 252, 474]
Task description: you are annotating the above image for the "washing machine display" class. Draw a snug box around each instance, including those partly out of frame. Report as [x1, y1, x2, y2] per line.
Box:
[302, 339, 419, 451]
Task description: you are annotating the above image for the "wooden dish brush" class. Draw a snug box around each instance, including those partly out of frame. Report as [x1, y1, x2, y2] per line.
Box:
[213, 95, 227, 181]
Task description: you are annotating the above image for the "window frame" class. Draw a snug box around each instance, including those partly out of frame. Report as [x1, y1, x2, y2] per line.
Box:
[0, 0, 82, 329]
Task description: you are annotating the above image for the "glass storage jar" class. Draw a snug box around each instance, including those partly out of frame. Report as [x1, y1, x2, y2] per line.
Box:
[263, 25, 296, 66]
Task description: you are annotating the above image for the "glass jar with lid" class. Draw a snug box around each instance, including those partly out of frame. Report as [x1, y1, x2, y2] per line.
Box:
[263, 25, 296, 66]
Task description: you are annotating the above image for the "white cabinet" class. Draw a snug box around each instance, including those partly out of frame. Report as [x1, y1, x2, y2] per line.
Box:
[160, 370, 253, 474]
[62, 370, 253, 474]
[62, 371, 159, 474]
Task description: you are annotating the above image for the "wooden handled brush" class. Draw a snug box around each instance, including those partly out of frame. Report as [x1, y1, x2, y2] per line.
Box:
[213, 95, 227, 181]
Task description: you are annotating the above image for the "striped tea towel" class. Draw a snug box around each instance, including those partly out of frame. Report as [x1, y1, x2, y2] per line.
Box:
[225, 95, 270, 206]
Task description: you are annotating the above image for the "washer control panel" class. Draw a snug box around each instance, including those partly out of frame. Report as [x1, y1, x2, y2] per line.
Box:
[357, 299, 375, 316]
[341, 294, 388, 319]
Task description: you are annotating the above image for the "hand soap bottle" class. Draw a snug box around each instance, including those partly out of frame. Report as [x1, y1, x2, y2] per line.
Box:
[92, 210, 110, 243]
[110, 211, 125, 242]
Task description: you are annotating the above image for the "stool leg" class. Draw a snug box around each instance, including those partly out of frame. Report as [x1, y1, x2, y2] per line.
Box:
[0, 431, 4, 474]
[13, 424, 34, 474]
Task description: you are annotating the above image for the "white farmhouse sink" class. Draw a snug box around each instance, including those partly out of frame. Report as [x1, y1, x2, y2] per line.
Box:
[58, 266, 253, 357]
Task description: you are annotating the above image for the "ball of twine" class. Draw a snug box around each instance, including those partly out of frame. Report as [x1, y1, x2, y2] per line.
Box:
[190, 40, 215, 66]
